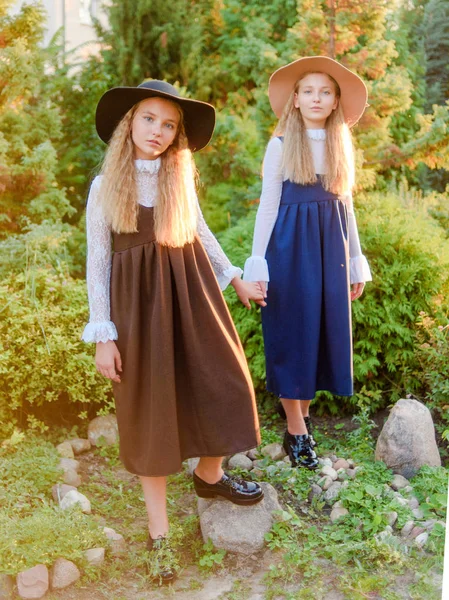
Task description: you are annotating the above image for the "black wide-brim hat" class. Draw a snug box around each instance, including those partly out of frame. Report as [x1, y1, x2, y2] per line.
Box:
[95, 80, 216, 152]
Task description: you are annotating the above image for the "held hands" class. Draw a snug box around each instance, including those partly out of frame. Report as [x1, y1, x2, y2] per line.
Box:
[232, 277, 267, 309]
[96, 340, 122, 383]
[351, 282, 365, 301]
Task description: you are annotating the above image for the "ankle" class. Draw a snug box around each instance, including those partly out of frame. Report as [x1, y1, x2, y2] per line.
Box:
[287, 425, 308, 436]
[194, 468, 224, 485]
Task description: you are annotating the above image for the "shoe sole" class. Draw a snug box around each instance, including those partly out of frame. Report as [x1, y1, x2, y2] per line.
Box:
[195, 489, 264, 505]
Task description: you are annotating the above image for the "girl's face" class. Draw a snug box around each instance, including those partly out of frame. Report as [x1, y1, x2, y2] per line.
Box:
[131, 97, 180, 160]
[293, 73, 339, 129]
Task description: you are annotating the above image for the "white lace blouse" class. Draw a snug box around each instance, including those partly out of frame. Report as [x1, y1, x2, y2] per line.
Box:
[243, 131, 372, 285]
[82, 158, 242, 343]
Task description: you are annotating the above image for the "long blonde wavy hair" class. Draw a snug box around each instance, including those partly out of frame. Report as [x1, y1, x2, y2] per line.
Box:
[274, 72, 355, 196]
[98, 99, 198, 247]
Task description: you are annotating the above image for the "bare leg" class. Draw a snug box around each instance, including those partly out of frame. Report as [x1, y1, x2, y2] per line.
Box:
[300, 400, 312, 419]
[139, 476, 169, 539]
[194, 456, 224, 484]
[280, 398, 308, 435]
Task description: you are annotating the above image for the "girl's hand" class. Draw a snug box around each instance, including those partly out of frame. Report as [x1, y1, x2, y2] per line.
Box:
[96, 340, 122, 383]
[256, 281, 267, 298]
[231, 278, 267, 309]
[351, 282, 365, 301]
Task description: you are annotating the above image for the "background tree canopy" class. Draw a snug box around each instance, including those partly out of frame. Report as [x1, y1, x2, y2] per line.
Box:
[0, 0, 448, 436]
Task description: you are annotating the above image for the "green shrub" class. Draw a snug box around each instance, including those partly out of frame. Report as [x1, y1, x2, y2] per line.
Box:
[0, 264, 110, 438]
[219, 191, 449, 414]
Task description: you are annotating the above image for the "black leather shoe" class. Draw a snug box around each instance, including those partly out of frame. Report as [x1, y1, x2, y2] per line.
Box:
[283, 431, 319, 470]
[276, 403, 317, 448]
[193, 471, 264, 505]
[146, 535, 176, 585]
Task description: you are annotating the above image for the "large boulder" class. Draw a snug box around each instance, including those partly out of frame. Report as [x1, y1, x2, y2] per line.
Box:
[197, 482, 282, 555]
[375, 399, 441, 478]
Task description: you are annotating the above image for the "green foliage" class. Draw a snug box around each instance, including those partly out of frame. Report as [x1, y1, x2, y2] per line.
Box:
[414, 312, 449, 438]
[0, 434, 106, 575]
[410, 465, 448, 519]
[198, 538, 226, 570]
[0, 240, 110, 437]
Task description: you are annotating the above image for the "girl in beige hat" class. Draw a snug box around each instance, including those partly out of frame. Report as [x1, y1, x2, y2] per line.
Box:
[82, 80, 266, 583]
[244, 57, 372, 469]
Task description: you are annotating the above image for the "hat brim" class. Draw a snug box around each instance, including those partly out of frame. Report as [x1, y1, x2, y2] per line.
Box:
[268, 56, 368, 127]
[95, 87, 216, 152]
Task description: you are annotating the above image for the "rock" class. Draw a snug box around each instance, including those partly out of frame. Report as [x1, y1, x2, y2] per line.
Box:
[393, 493, 408, 507]
[421, 519, 437, 531]
[317, 476, 334, 491]
[103, 527, 126, 555]
[346, 468, 356, 479]
[56, 442, 74, 459]
[329, 454, 338, 463]
[252, 459, 266, 468]
[60, 490, 91, 514]
[50, 558, 80, 590]
[228, 453, 253, 471]
[84, 548, 105, 566]
[347, 459, 355, 469]
[408, 496, 420, 510]
[375, 399, 441, 478]
[318, 457, 333, 468]
[390, 474, 409, 491]
[320, 466, 338, 481]
[251, 468, 264, 478]
[16, 565, 48, 599]
[283, 455, 291, 464]
[324, 482, 342, 502]
[330, 507, 349, 522]
[403, 485, 414, 494]
[52, 484, 77, 503]
[333, 459, 350, 470]
[88, 414, 119, 447]
[59, 458, 80, 473]
[63, 469, 81, 487]
[246, 448, 258, 461]
[410, 526, 426, 539]
[197, 482, 282, 555]
[386, 511, 398, 527]
[336, 468, 347, 481]
[0, 574, 13, 599]
[308, 484, 322, 502]
[69, 438, 91, 455]
[186, 457, 200, 475]
[375, 526, 393, 543]
[401, 520, 415, 538]
[261, 443, 285, 461]
[414, 532, 429, 548]
[412, 508, 424, 520]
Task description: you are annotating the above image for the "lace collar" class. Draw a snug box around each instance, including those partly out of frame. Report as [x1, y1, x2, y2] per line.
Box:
[306, 129, 326, 141]
[135, 157, 161, 174]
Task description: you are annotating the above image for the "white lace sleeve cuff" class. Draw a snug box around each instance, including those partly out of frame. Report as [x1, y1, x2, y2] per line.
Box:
[350, 255, 372, 285]
[217, 266, 242, 291]
[243, 256, 270, 283]
[82, 321, 118, 344]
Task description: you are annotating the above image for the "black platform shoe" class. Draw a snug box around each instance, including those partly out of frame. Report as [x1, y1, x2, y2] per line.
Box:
[193, 471, 264, 505]
[283, 430, 319, 470]
[276, 402, 317, 448]
[146, 535, 177, 585]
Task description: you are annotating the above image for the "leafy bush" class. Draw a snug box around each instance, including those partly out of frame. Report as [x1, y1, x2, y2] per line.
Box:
[220, 191, 449, 415]
[0, 261, 110, 438]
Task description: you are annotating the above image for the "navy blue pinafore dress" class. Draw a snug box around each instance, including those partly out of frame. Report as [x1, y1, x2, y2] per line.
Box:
[261, 163, 353, 400]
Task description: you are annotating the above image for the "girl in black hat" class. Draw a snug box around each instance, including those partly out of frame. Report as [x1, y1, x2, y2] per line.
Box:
[82, 80, 265, 582]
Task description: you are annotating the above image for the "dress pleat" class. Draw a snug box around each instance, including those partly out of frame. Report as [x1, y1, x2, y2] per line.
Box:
[262, 179, 353, 400]
[109, 206, 260, 477]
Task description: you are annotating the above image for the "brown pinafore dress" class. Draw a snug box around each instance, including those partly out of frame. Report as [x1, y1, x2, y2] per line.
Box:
[110, 206, 260, 477]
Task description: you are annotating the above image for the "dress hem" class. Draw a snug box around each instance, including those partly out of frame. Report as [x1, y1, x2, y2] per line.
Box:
[268, 387, 353, 400]
[119, 442, 261, 478]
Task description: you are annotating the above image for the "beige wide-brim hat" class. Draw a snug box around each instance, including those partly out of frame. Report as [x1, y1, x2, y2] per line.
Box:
[268, 56, 368, 127]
